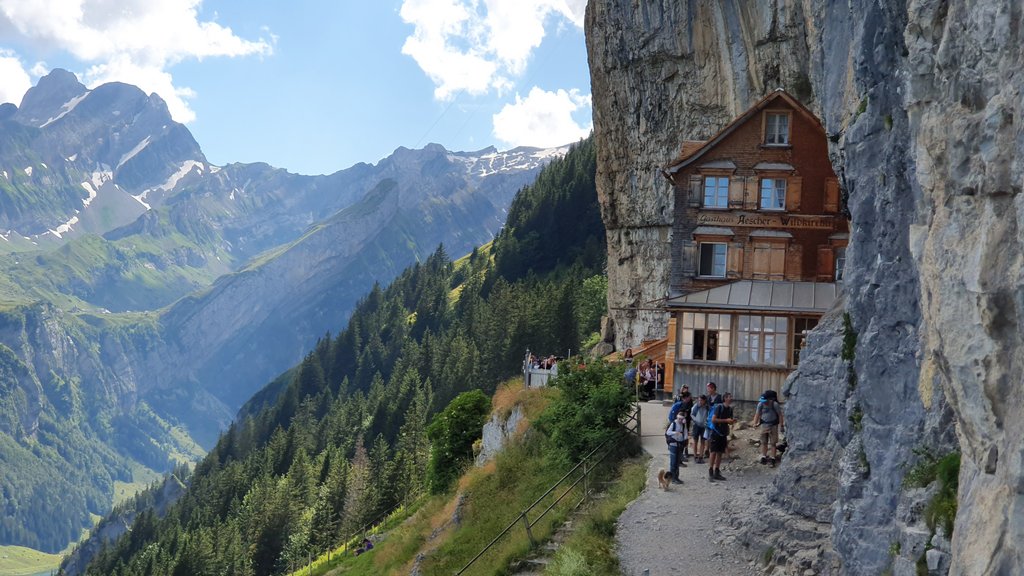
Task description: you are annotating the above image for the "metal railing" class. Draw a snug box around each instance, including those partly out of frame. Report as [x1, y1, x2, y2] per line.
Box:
[455, 404, 641, 575]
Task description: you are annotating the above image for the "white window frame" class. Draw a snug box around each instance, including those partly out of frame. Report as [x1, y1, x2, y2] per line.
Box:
[760, 178, 787, 211]
[702, 176, 729, 208]
[765, 112, 790, 145]
[679, 312, 732, 362]
[697, 242, 727, 278]
[736, 315, 789, 366]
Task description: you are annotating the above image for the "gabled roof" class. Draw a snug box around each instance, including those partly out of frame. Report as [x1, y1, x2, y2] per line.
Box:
[664, 89, 825, 176]
[665, 280, 839, 314]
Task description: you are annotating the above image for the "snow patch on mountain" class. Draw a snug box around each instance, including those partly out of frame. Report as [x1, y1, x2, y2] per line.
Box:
[448, 145, 570, 178]
[39, 92, 90, 128]
[24, 166, 33, 177]
[117, 137, 152, 169]
[159, 160, 204, 192]
[48, 215, 80, 239]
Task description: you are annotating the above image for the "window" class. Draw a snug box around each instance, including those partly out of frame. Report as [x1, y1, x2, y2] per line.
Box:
[698, 243, 727, 277]
[752, 242, 786, 280]
[680, 312, 732, 362]
[834, 247, 847, 281]
[792, 317, 818, 366]
[703, 176, 729, 208]
[760, 178, 787, 211]
[765, 112, 790, 145]
[736, 315, 789, 366]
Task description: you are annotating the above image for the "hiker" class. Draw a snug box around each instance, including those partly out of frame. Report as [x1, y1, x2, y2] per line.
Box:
[665, 412, 687, 484]
[754, 389, 785, 466]
[708, 392, 737, 482]
[690, 394, 709, 464]
[702, 382, 722, 458]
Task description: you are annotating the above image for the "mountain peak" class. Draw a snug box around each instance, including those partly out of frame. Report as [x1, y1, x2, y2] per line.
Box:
[14, 68, 88, 126]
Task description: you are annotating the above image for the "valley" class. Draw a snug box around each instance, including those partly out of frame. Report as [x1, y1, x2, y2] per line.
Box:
[0, 69, 569, 562]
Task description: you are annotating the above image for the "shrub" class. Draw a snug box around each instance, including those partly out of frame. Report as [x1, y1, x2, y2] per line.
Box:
[534, 362, 634, 466]
[426, 390, 491, 493]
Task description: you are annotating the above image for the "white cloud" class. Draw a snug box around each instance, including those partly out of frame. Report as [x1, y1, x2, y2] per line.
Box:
[400, 0, 586, 100]
[492, 86, 591, 148]
[0, 0, 272, 122]
[0, 49, 32, 105]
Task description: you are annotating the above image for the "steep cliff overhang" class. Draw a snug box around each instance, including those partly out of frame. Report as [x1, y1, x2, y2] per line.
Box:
[662, 89, 827, 180]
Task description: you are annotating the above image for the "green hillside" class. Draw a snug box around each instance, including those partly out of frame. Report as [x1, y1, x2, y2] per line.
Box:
[72, 137, 608, 576]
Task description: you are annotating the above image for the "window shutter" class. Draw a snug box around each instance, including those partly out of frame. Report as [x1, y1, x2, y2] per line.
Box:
[727, 244, 743, 278]
[728, 177, 744, 208]
[744, 177, 759, 210]
[770, 244, 786, 280]
[824, 178, 840, 212]
[689, 175, 702, 207]
[817, 245, 835, 281]
[786, 243, 803, 281]
[786, 176, 802, 212]
[682, 243, 697, 275]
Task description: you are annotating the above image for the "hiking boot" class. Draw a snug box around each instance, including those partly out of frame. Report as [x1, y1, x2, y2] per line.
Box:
[760, 455, 768, 465]
[708, 468, 715, 482]
[679, 460, 687, 467]
[671, 479, 684, 485]
[714, 470, 726, 481]
[769, 457, 777, 468]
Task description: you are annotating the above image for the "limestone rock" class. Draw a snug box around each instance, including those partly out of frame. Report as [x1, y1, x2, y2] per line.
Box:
[588, 0, 1023, 574]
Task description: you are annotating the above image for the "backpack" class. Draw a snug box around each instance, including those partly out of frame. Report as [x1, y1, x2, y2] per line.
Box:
[665, 420, 684, 445]
[758, 399, 779, 425]
[668, 400, 682, 423]
[707, 403, 724, 433]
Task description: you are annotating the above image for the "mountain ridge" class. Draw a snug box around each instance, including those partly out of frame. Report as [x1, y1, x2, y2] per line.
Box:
[0, 69, 571, 553]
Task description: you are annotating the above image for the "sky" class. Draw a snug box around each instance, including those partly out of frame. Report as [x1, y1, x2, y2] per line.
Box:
[0, 0, 592, 175]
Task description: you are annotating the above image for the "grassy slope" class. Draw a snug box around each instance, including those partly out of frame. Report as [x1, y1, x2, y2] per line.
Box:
[287, 380, 642, 576]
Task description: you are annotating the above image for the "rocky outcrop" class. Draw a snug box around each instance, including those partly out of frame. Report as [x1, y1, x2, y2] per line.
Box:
[586, 1, 812, 349]
[475, 404, 525, 466]
[588, 0, 1022, 574]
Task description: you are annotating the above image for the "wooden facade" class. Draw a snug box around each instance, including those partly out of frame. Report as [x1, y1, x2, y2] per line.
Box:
[659, 90, 848, 401]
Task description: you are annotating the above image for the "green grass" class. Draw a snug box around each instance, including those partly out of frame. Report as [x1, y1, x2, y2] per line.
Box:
[543, 456, 648, 576]
[904, 450, 961, 537]
[0, 545, 63, 576]
[112, 461, 164, 507]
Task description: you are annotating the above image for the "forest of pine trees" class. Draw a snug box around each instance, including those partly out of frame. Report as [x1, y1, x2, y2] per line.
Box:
[71, 137, 607, 576]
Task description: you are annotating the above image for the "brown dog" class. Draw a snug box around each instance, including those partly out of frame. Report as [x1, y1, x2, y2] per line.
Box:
[657, 468, 670, 490]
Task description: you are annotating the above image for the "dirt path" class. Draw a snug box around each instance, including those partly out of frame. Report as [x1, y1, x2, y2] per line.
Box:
[616, 401, 777, 576]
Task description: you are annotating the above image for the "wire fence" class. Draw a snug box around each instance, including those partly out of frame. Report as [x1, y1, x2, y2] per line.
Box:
[454, 403, 642, 575]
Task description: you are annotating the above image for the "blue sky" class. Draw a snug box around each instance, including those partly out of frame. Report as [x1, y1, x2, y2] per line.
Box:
[0, 0, 591, 175]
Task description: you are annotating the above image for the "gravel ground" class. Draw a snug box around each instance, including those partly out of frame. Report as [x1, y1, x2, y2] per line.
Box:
[616, 401, 777, 576]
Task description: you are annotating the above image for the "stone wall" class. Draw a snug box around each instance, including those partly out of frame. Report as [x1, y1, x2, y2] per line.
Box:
[588, 0, 1023, 573]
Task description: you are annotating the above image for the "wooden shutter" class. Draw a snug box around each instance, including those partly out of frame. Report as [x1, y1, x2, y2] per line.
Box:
[786, 176, 802, 212]
[752, 243, 769, 279]
[681, 243, 697, 275]
[770, 244, 786, 280]
[727, 244, 743, 278]
[817, 245, 835, 281]
[728, 177, 744, 208]
[689, 175, 702, 207]
[744, 177, 759, 210]
[824, 178, 840, 212]
[785, 243, 803, 281]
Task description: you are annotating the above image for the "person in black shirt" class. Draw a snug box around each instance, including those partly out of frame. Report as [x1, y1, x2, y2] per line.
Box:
[708, 392, 737, 482]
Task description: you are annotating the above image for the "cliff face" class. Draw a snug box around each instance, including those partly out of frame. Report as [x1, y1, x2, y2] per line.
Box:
[587, 0, 1022, 573]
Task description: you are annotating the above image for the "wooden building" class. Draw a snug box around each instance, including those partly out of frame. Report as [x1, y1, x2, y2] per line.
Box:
[659, 89, 848, 401]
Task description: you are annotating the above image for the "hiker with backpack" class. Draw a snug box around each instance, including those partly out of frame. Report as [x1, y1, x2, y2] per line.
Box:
[664, 412, 687, 484]
[690, 394, 709, 464]
[754, 389, 785, 466]
[707, 392, 737, 482]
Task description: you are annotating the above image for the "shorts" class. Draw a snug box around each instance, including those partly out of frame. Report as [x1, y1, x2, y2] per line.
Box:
[760, 424, 779, 447]
[692, 424, 706, 439]
[709, 433, 728, 454]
